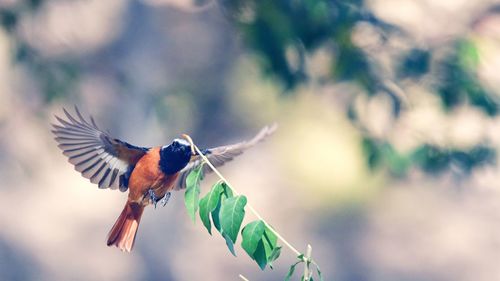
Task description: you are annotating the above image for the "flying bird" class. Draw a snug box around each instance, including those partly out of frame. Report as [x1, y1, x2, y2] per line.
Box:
[52, 107, 276, 252]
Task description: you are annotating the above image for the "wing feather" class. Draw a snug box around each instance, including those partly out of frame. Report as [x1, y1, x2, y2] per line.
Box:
[52, 106, 149, 191]
[174, 124, 277, 190]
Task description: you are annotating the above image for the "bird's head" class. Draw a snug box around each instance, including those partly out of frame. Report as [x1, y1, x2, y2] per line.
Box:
[159, 138, 194, 175]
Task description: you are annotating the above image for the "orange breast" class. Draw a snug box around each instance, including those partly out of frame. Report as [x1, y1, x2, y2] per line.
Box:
[128, 147, 179, 204]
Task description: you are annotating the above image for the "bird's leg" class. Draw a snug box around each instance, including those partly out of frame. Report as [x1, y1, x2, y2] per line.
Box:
[159, 192, 171, 207]
[148, 189, 158, 209]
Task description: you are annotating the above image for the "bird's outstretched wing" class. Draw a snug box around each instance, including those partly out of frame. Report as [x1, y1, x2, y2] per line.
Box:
[52, 107, 149, 192]
[174, 124, 277, 190]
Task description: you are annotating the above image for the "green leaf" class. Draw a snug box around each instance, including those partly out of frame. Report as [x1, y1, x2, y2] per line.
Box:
[199, 182, 224, 234]
[223, 233, 236, 256]
[221, 182, 234, 198]
[186, 164, 204, 188]
[212, 200, 223, 232]
[285, 261, 302, 281]
[184, 165, 204, 222]
[241, 220, 266, 258]
[241, 221, 282, 270]
[198, 198, 212, 233]
[211, 182, 233, 232]
[253, 240, 269, 270]
[253, 225, 279, 270]
[205, 183, 244, 256]
[268, 246, 282, 269]
[310, 261, 323, 281]
[220, 195, 247, 243]
[263, 225, 278, 249]
[316, 265, 323, 281]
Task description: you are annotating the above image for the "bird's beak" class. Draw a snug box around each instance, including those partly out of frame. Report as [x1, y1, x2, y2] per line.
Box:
[181, 133, 196, 155]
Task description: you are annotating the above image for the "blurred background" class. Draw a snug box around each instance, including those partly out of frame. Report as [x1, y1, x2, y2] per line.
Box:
[1, 0, 500, 280]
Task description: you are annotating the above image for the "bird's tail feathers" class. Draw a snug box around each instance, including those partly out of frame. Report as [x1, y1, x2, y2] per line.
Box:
[106, 200, 144, 252]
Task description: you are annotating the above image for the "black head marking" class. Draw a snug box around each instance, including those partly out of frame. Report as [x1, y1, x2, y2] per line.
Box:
[159, 139, 193, 175]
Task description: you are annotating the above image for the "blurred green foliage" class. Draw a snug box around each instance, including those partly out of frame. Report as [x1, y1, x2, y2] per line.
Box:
[223, 0, 379, 91]
[363, 138, 496, 176]
[438, 39, 498, 116]
[1, 0, 498, 177]
[222, 0, 499, 177]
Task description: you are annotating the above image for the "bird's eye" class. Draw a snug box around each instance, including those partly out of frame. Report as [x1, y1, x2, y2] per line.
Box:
[172, 141, 178, 147]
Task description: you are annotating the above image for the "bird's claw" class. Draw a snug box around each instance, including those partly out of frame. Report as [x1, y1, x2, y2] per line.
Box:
[148, 189, 158, 209]
[159, 192, 171, 207]
[147, 189, 171, 209]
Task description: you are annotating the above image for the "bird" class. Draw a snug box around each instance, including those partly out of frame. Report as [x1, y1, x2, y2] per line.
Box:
[51, 106, 276, 252]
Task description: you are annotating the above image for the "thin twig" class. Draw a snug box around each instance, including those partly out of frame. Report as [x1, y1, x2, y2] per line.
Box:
[303, 244, 313, 281]
[239, 274, 250, 281]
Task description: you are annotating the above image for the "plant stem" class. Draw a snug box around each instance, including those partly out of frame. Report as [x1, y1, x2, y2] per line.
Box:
[192, 144, 304, 259]
[303, 245, 313, 281]
[239, 274, 250, 281]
